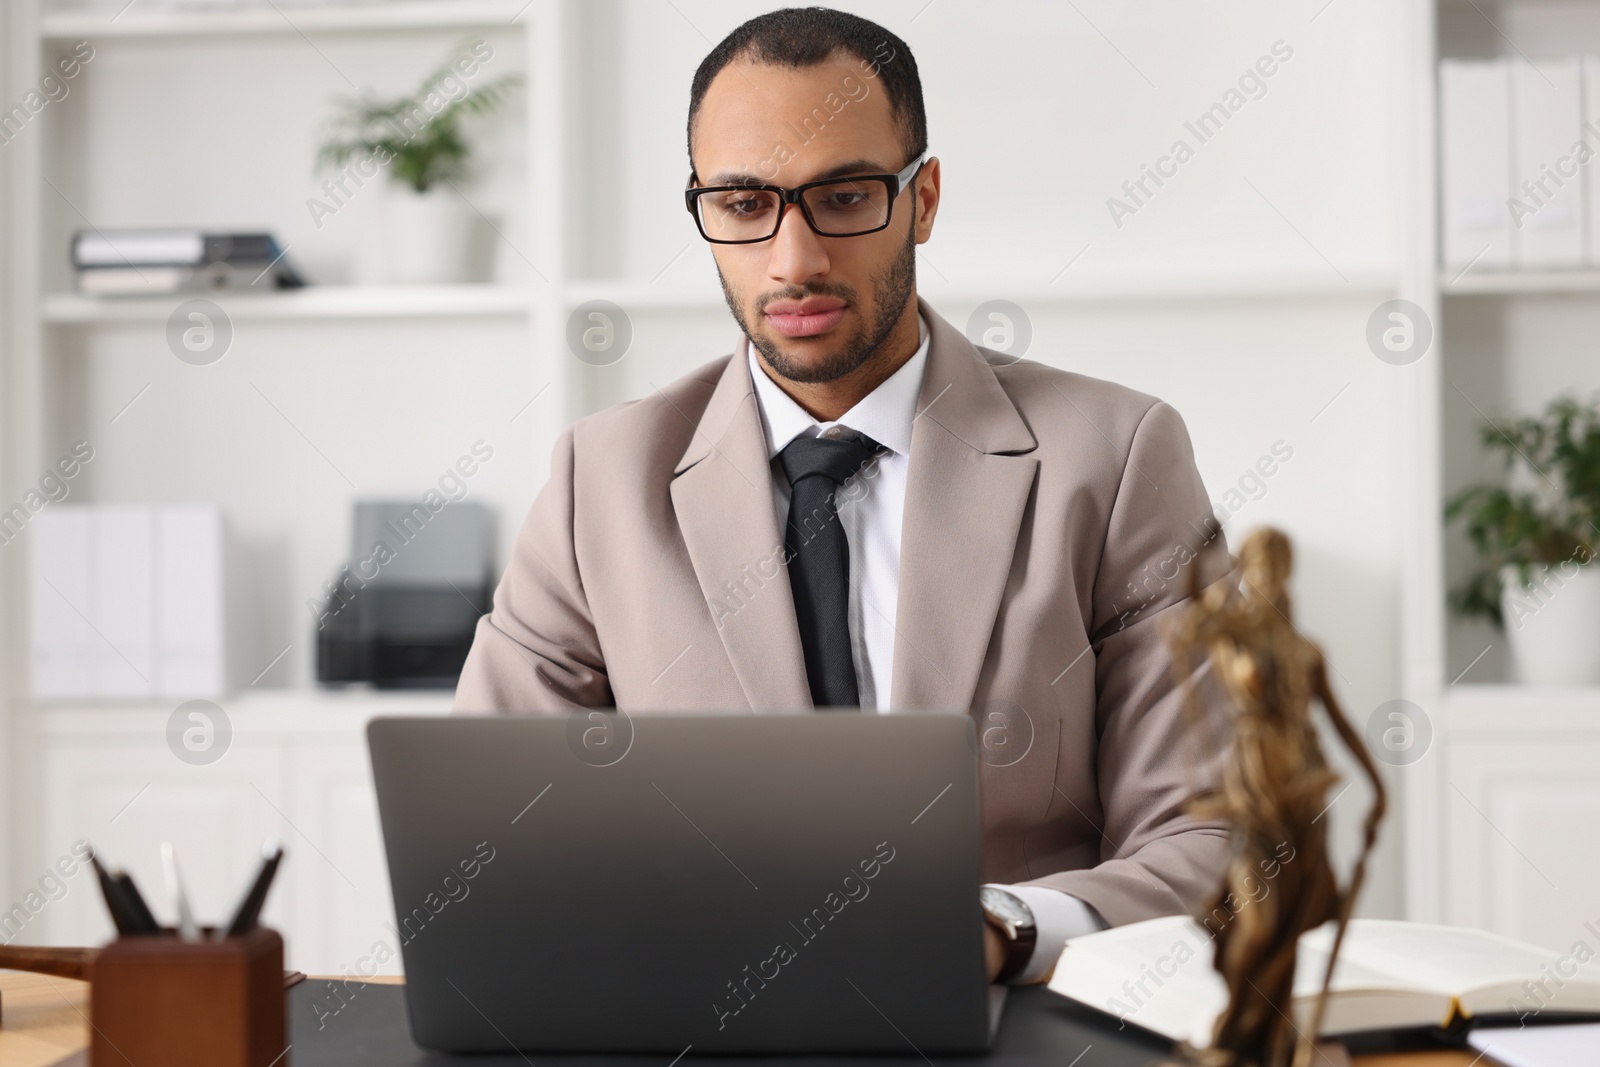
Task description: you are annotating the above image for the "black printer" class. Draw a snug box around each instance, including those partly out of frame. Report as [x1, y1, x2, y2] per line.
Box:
[314, 501, 492, 688]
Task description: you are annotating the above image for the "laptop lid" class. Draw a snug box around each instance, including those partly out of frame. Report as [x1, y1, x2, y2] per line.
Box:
[366, 711, 990, 1054]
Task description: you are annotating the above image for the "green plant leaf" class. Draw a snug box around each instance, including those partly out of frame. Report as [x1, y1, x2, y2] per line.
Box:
[313, 41, 522, 194]
[1444, 391, 1600, 629]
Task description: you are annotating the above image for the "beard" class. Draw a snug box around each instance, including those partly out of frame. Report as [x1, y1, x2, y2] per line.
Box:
[718, 223, 917, 385]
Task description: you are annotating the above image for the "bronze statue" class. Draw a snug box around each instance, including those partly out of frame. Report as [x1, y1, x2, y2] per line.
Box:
[1168, 528, 1386, 1067]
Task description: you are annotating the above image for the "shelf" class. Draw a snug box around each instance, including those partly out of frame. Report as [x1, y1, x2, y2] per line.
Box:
[40, 272, 1396, 327]
[40, 0, 531, 39]
[919, 269, 1400, 304]
[30, 689, 452, 737]
[1438, 268, 1600, 295]
[1440, 684, 1600, 729]
[42, 284, 530, 323]
[564, 269, 1401, 312]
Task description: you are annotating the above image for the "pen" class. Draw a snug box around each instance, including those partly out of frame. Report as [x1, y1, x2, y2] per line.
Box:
[89, 849, 133, 935]
[161, 842, 201, 942]
[224, 840, 284, 938]
[113, 870, 161, 934]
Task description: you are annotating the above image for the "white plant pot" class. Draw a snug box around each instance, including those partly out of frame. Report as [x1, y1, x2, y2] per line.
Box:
[1500, 561, 1600, 685]
[382, 185, 471, 285]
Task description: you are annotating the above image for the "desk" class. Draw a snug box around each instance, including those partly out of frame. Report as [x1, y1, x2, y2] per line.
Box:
[0, 972, 1475, 1067]
[0, 972, 88, 1067]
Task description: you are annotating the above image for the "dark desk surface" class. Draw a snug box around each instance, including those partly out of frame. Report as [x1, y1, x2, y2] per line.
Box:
[0, 972, 1477, 1067]
[292, 980, 1170, 1067]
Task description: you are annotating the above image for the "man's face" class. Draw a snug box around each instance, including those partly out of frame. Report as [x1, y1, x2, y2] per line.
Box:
[690, 53, 936, 384]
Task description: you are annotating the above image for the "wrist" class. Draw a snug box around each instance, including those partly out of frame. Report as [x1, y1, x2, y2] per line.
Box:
[997, 885, 1108, 985]
[979, 886, 1036, 984]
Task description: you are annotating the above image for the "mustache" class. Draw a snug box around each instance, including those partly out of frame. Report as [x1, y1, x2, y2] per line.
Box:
[757, 285, 856, 312]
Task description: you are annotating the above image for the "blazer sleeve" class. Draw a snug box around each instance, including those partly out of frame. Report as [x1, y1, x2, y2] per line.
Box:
[1022, 400, 1236, 927]
[453, 424, 612, 712]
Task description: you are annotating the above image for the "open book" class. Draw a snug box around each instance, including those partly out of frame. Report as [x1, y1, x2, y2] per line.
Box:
[1046, 915, 1600, 1047]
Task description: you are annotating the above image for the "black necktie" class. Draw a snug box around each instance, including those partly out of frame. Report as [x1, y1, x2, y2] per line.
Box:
[777, 432, 883, 709]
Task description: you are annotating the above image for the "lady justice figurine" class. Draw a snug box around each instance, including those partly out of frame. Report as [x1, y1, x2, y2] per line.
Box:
[1167, 527, 1387, 1067]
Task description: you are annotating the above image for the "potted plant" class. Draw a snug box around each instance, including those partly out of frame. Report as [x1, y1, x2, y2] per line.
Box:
[316, 45, 519, 284]
[1445, 393, 1600, 684]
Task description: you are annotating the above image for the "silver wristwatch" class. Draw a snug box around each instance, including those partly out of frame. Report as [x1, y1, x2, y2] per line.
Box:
[979, 886, 1037, 983]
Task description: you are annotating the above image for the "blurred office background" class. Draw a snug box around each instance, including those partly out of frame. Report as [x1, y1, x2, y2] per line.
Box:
[1, 0, 1596, 974]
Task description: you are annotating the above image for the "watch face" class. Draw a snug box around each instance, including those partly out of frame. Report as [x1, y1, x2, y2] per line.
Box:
[980, 886, 1032, 928]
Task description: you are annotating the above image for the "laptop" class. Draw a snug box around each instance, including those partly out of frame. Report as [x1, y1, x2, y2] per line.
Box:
[366, 711, 993, 1054]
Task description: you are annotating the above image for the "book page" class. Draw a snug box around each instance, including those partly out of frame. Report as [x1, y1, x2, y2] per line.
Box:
[1294, 937, 1416, 995]
[1294, 939, 1453, 1032]
[1303, 919, 1600, 1014]
[1048, 916, 1551, 1044]
[1048, 916, 1446, 1044]
[1047, 915, 1226, 1046]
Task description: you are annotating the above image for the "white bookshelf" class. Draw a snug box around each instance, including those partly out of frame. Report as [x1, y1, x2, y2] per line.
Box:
[0, 0, 580, 970]
[1395, 0, 1600, 954]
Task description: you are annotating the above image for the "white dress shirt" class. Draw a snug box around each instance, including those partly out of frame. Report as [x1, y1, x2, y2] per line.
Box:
[745, 311, 1106, 983]
[749, 315, 924, 710]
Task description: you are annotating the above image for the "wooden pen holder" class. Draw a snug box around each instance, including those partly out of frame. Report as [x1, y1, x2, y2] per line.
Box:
[89, 926, 285, 1067]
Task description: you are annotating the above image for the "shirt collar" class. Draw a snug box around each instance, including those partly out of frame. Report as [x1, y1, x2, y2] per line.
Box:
[747, 311, 929, 460]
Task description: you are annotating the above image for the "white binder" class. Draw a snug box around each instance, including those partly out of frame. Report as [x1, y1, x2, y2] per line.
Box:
[1511, 58, 1584, 268]
[92, 505, 157, 697]
[28, 504, 226, 700]
[1440, 59, 1512, 271]
[30, 507, 95, 699]
[157, 506, 226, 698]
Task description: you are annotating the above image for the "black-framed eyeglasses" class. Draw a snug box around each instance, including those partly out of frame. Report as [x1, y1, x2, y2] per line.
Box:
[685, 153, 928, 244]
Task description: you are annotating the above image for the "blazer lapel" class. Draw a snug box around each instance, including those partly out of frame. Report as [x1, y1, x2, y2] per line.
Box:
[671, 335, 813, 710]
[890, 297, 1039, 711]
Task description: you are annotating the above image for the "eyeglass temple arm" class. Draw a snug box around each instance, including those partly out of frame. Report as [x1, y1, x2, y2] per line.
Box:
[895, 153, 928, 194]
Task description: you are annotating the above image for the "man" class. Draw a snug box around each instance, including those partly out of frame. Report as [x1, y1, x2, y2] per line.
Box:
[455, 7, 1234, 987]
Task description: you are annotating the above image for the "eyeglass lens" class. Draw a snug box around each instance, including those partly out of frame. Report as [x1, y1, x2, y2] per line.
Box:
[696, 178, 893, 241]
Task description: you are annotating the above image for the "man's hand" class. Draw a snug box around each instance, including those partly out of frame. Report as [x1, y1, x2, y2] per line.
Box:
[983, 920, 1004, 982]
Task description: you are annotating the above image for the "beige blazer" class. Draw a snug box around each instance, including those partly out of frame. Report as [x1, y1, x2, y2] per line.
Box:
[454, 295, 1236, 927]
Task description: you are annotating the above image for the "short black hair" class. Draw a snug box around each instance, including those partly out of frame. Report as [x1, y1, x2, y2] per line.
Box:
[687, 7, 926, 177]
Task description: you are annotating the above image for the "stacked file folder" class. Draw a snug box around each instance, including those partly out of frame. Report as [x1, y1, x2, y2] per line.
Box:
[72, 229, 305, 295]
